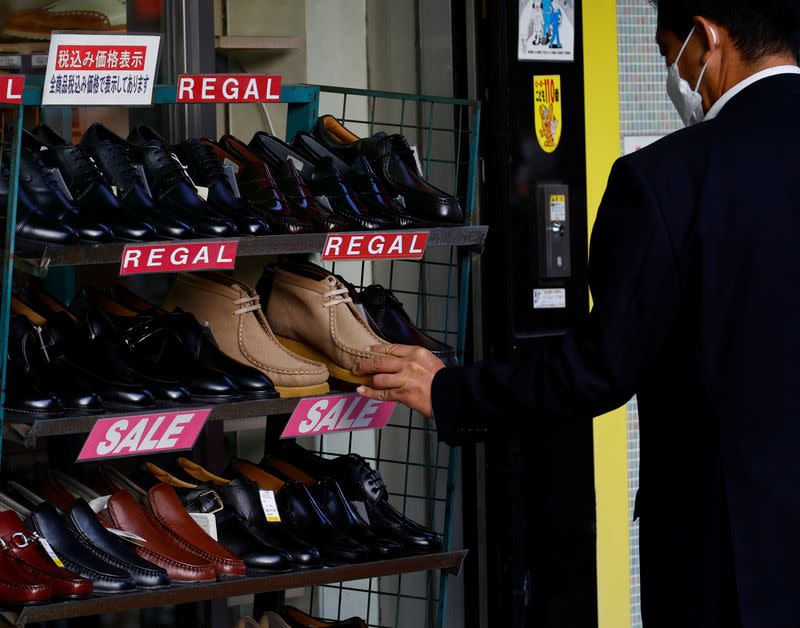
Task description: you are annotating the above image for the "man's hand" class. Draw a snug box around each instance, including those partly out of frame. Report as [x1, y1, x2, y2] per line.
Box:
[353, 344, 446, 419]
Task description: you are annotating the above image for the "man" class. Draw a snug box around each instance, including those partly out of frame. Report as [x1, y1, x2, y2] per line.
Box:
[355, 1, 800, 626]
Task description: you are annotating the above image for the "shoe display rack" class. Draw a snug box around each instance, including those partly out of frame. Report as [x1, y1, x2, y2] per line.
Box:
[0, 81, 483, 628]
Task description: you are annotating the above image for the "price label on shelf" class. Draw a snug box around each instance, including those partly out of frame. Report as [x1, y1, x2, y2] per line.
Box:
[77, 409, 211, 462]
[42, 32, 161, 106]
[322, 232, 428, 261]
[281, 393, 396, 439]
[0, 75, 25, 103]
[177, 74, 282, 103]
[119, 240, 239, 276]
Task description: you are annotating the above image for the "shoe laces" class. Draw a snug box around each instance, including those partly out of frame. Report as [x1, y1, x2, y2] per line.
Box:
[193, 141, 226, 180]
[64, 145, 103, 185]
[232, 294, 261, 316]
[323, 277, 353, 309]
[152, 149, 188, 189]
[104, 141, 141, 188]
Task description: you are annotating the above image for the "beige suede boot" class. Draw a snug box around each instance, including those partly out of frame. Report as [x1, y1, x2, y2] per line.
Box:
[265, 263, 388, 384]
[163, 273, 329, 397]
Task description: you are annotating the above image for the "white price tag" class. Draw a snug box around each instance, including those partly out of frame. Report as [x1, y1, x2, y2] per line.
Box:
[410, 145, 424, 175]
[259, 490, 281, 523]
[38, 538, 65, 568]
[189, 513, 219, 540]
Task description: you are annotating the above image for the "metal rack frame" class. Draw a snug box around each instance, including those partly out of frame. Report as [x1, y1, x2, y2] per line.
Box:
[0, 82, 482, 628]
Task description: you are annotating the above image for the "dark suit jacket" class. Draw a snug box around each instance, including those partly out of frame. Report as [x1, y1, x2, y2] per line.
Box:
[433, 74, 800, 627]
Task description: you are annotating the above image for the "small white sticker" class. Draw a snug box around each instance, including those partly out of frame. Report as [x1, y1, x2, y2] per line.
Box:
[259, 490, 281, 522]
[133, 163, 153, 197]
[314, 195, 333, 211]
[88, 495, 111, 513]
[195, 185, 209, 201]
[410, 145, 424, 175]
[189, 513, 219, 540]
[550, 194, 566, 221]
[533, 288, 566, 310]
[38, 538, 65, 568]
[222, 157, 240, 175]
[31, 54, 49, 68]
[107, 528, 149, 546]
[352, 501, 370, 525]
[394, 194, 406, 208]
[287, 155, 307, 175]
[222, 163, 242, 198]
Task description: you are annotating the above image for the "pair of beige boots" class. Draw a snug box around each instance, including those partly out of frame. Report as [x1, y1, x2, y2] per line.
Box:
[164, 264, 388, 397]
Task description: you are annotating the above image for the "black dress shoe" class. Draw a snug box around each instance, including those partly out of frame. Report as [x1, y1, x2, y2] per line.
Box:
[126, 125, 238, 238]
[1, 160, 80, 247]
[65, 499, 170, 590]
[116, 312, 242, 403]
[267, 445, 442, 552]
[160, 309, 278, 400]
[250, 132, 390, 231]
[311, 116, 464, 226]
[358, 285, 458, 367]
[18, 288, 161, 408]
[69, 292, 191, 405]
[293, 132, 419, 228]
[3, 345, 64, 418]
[8, 313, 103, 415]
[30, 124, 157, 242]
[226, 462, 367, 565]
[24, 502, 137, 594]
[212, 136, 312, 235]
[212, 474, 323, 569]
[254, 458, 400, 558]
[178, 483, 294, 574]
[172, 139, 270, 236]
[13, 130, 112, 242]
[80, 124, 196, 240]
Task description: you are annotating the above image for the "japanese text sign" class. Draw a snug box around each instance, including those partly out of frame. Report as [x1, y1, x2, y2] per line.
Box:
[322, 232, 428, 261]
[43, 33, 161, 105]
[0, 76, 25, 104]
[77, 409, 210, 462]
[177, 74, 282, 102]
[119, 241, 239, 276]
[281, 394, 396, 438]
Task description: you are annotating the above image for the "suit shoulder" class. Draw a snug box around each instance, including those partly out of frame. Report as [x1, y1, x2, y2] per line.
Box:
[619, 121, 720, 177]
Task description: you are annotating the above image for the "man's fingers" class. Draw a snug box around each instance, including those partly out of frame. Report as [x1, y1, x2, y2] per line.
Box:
[372, 373, 406, 390]
[353, 354, 405, 376]
[371, 343, 417, 358]
[356, 385, 397, 403]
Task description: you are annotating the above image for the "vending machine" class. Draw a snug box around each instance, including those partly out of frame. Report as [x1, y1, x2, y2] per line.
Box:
[464, 0, 598, 626]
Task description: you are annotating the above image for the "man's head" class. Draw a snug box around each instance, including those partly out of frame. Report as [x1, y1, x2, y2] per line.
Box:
[654, 0, 800, 112]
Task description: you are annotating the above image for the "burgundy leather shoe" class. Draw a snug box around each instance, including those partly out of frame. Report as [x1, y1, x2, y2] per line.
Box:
[0, 511, 92, 600]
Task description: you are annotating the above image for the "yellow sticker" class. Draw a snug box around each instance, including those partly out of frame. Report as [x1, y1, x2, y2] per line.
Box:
[534, 75, 562, 153]
[39, 538, 64, 568]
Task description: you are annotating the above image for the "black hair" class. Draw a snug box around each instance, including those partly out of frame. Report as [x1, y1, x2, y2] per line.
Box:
[652, 0, 800, 62]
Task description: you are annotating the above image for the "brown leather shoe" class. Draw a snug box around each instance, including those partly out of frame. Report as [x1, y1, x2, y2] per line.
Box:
[4, 0, 126, 40]
[163, 273, 330, 397]
[100, 490, 217, 584]
[145, 483, 247, 580]
[265, 263, 389, 384]
[280, 607, 368, 628]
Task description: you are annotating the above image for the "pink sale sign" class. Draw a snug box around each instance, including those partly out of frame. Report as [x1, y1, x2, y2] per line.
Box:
[281, 394, 396, 438]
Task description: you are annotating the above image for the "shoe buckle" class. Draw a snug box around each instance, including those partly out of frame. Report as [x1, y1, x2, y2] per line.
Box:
[198, 490, 224, 514]
[10, 532, 29, 548]
[0, 537, 7, 551]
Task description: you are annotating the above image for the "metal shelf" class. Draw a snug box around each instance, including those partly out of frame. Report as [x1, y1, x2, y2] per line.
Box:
[0, 550, 468, 627]
[17, 226, 488, 273]
[5, 394, 311, 447]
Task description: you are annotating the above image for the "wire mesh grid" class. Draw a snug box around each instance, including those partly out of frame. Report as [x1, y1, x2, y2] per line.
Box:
[281, 88, 480, 628]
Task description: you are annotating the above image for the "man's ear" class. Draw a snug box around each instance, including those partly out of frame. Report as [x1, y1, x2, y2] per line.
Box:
[694, 16, 722, 63]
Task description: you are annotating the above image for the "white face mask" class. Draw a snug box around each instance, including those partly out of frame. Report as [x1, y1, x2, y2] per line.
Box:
[666, 26, 711, 127]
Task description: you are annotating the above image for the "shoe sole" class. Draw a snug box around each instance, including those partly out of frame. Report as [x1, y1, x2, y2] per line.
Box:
[274, 382, 331, 398]
[274, 336, 370, 385]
